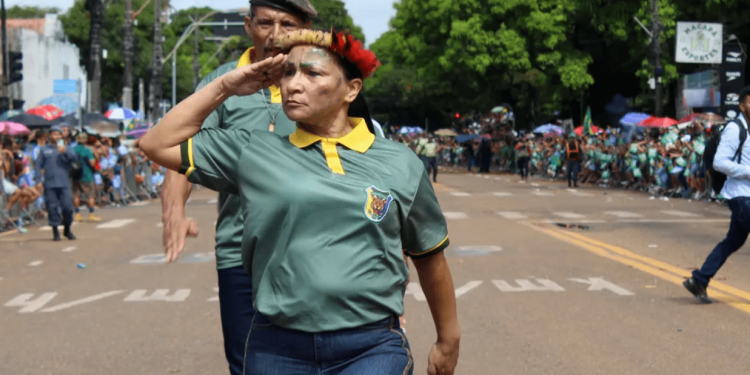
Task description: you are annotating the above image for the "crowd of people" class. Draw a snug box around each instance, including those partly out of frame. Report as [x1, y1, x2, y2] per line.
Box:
[393, 112, 721, 202]
[0, 123, 166, 234]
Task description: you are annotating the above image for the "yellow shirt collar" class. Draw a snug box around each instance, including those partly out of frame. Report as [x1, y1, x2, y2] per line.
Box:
[237, 47, 281, 103]
[289, 118, 375, 153]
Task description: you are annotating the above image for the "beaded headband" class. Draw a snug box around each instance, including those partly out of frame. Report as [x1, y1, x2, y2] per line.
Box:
[275, 30, 381, 79]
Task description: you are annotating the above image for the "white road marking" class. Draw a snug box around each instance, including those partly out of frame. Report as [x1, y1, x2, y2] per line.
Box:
[483, 175, 490, 179]
[207, 287, 219, 302]
[569, 277, 634, 296]
[553, 212, 586, 219]
[28, 260, 43, 267]
[492, 192, 512, 197]
[530, 183, 541, 187]
[129, 254, 168, 264]
[495, 211, 528, 219]
[405, 281, 483, 301]
[129, 201, 149, 207]
[661, 210, 701, 218]
[61, 246, 76, 252]
[449, 192, 471, 197]
[156, 223, 163, 227]
[39, 223, 78, 231]
[493, 177, 502, 181]
[96, 219, 136, 229]
[443, 212, 468, 220]
[5, 293, 58, 313]
[207, 199, 218, 204]
[41, 291, 125, 312]
[618, 219, 728, 224]
[531, 191, 553, 196]
[124, 289, 191, 302]
[493, 279, 565, 292]
[604, 211, 643, 218]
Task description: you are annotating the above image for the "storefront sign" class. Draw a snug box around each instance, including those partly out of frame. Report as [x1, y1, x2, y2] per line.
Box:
[721, 43, 746, 120]
[675, 22, 723, 64]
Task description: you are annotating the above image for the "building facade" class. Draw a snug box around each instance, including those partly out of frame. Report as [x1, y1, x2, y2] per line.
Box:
[3, 14, 87, 111]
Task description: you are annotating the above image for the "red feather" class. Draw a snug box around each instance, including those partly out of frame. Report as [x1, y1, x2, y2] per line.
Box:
[329, 32, 380, 78]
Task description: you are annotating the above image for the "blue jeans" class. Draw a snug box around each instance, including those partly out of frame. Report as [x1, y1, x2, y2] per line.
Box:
[244, 313, 413, 375]
[217, 266, 255, 375]
[693, 197, 750, 287]
[566, 161, 580, 185]
[518, 157, 529, 178]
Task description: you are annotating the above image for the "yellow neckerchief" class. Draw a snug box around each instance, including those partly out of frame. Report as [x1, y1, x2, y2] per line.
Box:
[237, 47, 281, 103]
[289, 117, 374, 175]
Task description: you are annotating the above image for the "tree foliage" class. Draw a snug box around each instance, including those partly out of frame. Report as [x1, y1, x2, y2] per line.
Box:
[310, 0, 365, 43]
[369, 0, 750, 130]
[6, 6, 59, 18]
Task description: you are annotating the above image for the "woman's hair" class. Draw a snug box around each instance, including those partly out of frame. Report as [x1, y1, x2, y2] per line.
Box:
[348, 93, 375, 134]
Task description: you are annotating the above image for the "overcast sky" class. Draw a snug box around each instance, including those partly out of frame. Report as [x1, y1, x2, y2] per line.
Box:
[11, 0, 397, 44]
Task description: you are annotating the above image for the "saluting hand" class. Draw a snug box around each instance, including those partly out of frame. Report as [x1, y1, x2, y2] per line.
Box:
[218, 54, 288, 97]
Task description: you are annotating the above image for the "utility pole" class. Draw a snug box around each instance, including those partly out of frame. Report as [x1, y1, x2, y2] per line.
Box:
[149, 0, 162, 122]
[122, 0, 134, 109]
[652, 0, 663, 116]
[1, 0, 8, 108]
[88, 0, 105, 113]
[138, 78, 145, 115]
[193, 9, 200, 90]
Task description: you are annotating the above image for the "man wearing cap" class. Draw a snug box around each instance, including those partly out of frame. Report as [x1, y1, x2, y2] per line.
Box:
[158, 1, 315, 374]
[35, 125, 77, 241]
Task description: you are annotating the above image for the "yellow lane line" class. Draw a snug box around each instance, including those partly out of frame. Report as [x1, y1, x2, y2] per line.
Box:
[525, 222, 750, 315]
[432, 182, 455, 192]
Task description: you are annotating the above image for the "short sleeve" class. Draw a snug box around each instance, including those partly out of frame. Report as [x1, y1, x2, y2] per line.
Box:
[401, 170, 450, 259]
[179, 128, 252, 194]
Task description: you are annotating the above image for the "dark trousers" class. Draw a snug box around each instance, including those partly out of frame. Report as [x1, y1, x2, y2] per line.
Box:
[245, 313, 412, 375]
[567, 160, 581, 186]
[693, 198, 750, 287]
[45, 187, 74, 227]
[217, 265, 255, 375]
[518, 157, 530, 179]
[425, 156, 438, 182]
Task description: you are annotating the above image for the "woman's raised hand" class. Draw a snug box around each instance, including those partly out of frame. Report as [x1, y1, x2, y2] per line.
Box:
[219, 54, 288, 97]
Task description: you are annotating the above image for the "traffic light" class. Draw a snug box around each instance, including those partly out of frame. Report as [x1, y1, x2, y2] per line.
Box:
[454, 112, 460, 119]
[7, 51, 23, 84]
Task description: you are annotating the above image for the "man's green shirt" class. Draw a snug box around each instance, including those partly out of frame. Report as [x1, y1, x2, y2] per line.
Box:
[179, 120, 449, 332]
[197, 49, 296, 270]
[73, 144, 95, 183]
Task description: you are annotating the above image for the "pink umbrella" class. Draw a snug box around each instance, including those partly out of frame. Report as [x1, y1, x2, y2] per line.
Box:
[0, 121, 31, 135]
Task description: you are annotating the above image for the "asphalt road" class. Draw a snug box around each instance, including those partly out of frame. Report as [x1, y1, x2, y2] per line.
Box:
[2, 173, 750, 374]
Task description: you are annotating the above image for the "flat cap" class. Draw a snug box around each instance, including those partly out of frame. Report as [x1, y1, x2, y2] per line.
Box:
[250, 0, 318, 18]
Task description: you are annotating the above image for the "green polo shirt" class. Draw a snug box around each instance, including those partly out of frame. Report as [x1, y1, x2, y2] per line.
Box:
[197, 48, 296, 270]
[179, 119, 449, 332]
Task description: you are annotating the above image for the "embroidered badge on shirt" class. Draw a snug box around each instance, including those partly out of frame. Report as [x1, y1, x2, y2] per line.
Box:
[364, 186, 393, 222]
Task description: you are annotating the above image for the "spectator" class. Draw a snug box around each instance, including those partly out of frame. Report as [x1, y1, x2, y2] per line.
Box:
[72, 132, 101, 222]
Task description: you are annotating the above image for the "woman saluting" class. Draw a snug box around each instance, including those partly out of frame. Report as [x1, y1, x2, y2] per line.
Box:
[139, 30, 459, 375]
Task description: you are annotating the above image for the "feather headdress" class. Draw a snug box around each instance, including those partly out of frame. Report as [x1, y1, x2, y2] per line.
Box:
[275, 30, 381, 79]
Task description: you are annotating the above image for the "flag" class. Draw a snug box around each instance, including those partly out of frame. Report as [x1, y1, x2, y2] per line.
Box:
[583, 106, 593, 136]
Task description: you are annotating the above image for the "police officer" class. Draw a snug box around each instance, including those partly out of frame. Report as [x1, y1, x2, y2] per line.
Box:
[35, 125, 77, 241]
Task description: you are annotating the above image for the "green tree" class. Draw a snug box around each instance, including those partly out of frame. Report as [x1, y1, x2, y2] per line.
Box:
[6, 6, 59, 18]
[310, 0, 365, 43]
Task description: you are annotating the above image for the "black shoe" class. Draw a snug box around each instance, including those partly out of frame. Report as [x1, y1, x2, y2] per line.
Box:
[52, 227, 61, 242]
[63, 226, 77, 241]
[683, 277, 712, 304]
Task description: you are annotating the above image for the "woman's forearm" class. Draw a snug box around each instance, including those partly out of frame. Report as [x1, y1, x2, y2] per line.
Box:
[139, 78, 230, 169]
[413, 252, 460, 344]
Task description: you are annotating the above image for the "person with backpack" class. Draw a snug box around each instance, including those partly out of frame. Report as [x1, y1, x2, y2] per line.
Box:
[72, 132, 101, 222]
[684, 86, 750, 304]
